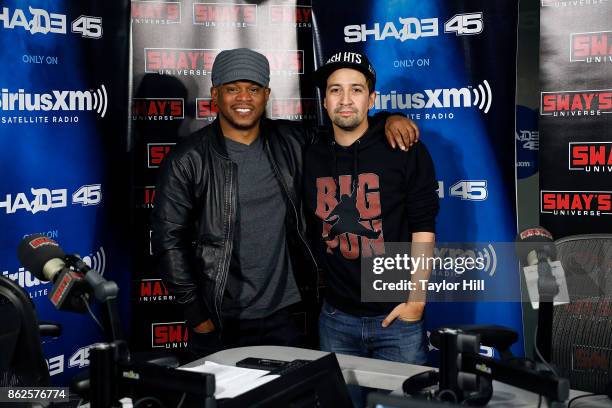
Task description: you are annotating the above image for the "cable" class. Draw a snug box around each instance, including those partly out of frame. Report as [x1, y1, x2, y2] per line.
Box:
[175, 393, 187, 408]
[567, 393, 604, 408]
[82, 294, 104, 331]
[533, 324, 558, 377]
[537, 394, 541, 408]
[134, 396, 165, 408]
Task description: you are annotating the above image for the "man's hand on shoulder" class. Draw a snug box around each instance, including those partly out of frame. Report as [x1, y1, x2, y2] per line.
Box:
[193, 319, 216, 334]
[385, 115, 420, 151]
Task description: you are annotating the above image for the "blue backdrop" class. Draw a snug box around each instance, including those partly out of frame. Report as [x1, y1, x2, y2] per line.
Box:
[0, 0, 130, 384]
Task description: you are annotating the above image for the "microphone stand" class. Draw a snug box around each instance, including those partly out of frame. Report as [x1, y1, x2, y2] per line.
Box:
[66, 255, 124, 342]
[66, 256, 217, 408]
[535, 252, 559, 363]
[438, 329, 569, 407]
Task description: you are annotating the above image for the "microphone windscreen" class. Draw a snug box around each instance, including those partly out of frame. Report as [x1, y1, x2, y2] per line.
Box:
[17, 234, 66, 281]
[515, 227, 556, 264]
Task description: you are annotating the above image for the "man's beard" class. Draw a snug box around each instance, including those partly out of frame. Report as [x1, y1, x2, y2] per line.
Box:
[332, 108, 360, 130]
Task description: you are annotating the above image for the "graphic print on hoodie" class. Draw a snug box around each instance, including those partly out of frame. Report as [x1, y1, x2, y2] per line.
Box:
[303, 119, 439, 316]
[316, 173, 384, 259]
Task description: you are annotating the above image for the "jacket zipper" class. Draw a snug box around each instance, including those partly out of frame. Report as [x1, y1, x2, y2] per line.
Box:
[215, 161, 236, 329]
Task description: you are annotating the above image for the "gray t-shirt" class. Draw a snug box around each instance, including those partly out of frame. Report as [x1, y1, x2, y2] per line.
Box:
[222, 136, 301, 319]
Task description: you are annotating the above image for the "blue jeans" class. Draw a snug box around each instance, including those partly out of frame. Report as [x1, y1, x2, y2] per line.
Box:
[319, 301, 428, 364]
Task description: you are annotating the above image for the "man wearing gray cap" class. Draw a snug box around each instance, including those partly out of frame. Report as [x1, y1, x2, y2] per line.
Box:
[151, 48, 419, 357]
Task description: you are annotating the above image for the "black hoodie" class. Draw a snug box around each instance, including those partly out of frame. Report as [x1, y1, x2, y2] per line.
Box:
[303, 118, 440, 316]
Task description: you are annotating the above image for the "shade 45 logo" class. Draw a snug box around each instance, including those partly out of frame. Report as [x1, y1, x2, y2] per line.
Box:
[0, 184, 102, 214]
[147, 143, 175, 168]
[0, 7, 102, 39]
[569, 142, 612, 173]
[344, 12, 483, 43]
[516, 130, 539, 151]
[196, 98, 218, 121]
[131, 1, 181, 25]
[268, 5, 312, 28]
[139, 279, 175, 303]
[152, 322, 188, 349]
[570, 31, 612, 63]
[270, 98, 316, 121]
[145, 48, 218, 77]
[541, 191, 612, 217]
[193, 3, 256, 27]
[540, 89, 612, 117]
[132, 98, 184, 121]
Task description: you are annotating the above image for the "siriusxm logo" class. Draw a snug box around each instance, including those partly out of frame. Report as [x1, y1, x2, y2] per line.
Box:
[81, 246, 106, 276]
[1, 86, 108, 118]
[375, 81, 492, 113]
[2, 267, 45, 288]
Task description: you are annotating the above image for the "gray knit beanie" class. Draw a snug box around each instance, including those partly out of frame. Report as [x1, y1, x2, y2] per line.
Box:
[211, 48, 270, 87]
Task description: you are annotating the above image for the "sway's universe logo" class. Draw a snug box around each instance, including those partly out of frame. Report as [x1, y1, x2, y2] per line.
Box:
[136, 186, 156, 209]
[145, 48, 218, 76]
[569, 142, 612, 173]
[139, 279, 175, 303]
[570, 31, 612, 63]
[193, 3, 256, 27]
[144, 48, 303, 76]
[1, 86, 108, 125]
[541, 0, 608, 7]
[374, 80, 492, 120]
[269, 98, 316, 120]
[541, 191, 612, 216]
[0, 7, 102, 39]
[147, 143, 175, 168]
[268, 5, 312, 27]
[262, 50, 304, 75]
[344, 12, 483, 43]
[131, 1, 181, 24]
[196, 98, 218, 121]
[152, 322, 188, 349]
[132, 98, 184, 120]
[540, 89, 612, 117]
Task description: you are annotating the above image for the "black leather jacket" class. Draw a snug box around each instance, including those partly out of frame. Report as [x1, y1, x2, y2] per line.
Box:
[151, 118, 318, 328]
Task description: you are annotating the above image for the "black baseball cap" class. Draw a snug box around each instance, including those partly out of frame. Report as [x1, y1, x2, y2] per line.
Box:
[313, 50, 376, 90]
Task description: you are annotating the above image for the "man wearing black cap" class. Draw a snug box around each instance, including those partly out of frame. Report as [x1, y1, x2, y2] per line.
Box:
[151, 48, 420, 357]
[304, 51, 440, 365]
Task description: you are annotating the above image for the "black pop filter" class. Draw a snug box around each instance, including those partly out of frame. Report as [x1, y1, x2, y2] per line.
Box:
[17, 234, 66, 281]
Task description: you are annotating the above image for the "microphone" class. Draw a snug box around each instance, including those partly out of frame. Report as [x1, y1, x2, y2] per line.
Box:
[516, 227, 562, 363]
[18, 234, 124, 340]
[515, 227, 560, 302]
[17, 234, 66, 282]
[17, 234, 89, 312]
[515, 227, 557, 266]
